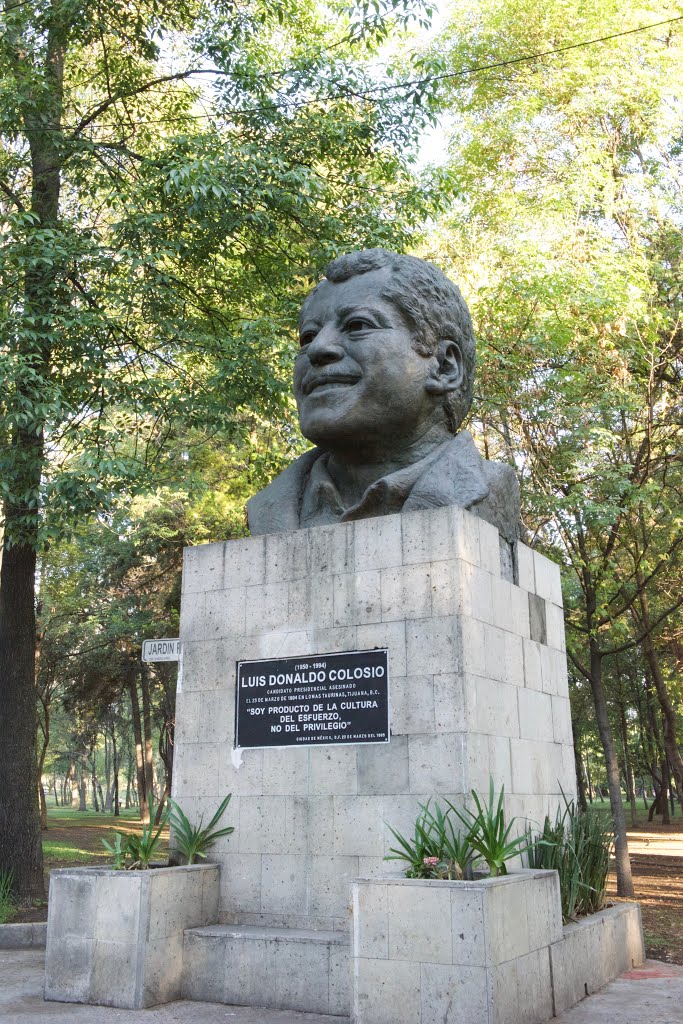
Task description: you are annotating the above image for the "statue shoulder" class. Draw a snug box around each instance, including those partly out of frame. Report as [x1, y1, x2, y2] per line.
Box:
[247, 448, 321, 536]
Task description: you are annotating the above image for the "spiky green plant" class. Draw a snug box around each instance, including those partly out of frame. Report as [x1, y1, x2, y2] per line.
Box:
[448, 779, 531, 876]
[0, 869, 15, 924]
[168, 795, 234, 864]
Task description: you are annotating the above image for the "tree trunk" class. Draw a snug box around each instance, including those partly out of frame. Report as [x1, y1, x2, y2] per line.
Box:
[128, 670, 149, 822]
[0, 542, 45, 896]
[638, 599, 683, 812]
[79, 752, 87, 812]
[140, 664, 155, 812]
[112, 728, 120, 817]
[588, 642, 634, 896]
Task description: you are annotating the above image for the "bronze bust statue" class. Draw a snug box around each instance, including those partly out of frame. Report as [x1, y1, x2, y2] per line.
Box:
[247, 249, 519, 542]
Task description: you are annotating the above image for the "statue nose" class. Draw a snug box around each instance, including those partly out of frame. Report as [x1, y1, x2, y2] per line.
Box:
[306, 324, 344, 365]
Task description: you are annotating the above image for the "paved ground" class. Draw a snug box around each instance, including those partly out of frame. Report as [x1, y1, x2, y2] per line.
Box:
[3, 949, 683, 1023]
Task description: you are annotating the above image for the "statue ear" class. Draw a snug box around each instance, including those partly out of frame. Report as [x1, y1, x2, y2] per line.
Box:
[425, 339, 464, 395]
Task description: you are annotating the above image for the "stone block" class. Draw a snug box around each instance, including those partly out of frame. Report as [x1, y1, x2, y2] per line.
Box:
[45, 865, 219, 1009]
[353, 881, 388, 959]
[391, 674, 436, 734]
[516, 542, 535, 592]
[334, 795, 385, 857]
[218, 853, 262, 915]
[358, 735, 409, 795]
[421, 962, 489, 1024]
[381, 562, 433, 622]
[309, 744, 358, 795]
[354, 514, 403, 571]
[307, 855, 358, 918]
[0, 922, 46, 949]
[182, 541, 226, 595]
[244, 582, 289, 635]
[478, 518, 502, 576]
[406, 615, 460, 676]
[545, 601, 566, 651]
[540, 645, 570, 698]
[433, 673, 466, 733]
[452, 561, 493, 623]
[461, 617, 486, 675]
[467, 676, 520, 737]
[552, 696, 574, 747]
[523, 638, 543, 691]
[408, 732, 465, 793]
[264, 529, 311, 583]
[357, 620, 406, 676]
[488, 946, 554, 1024]
[483, 624, 508, 683]
[204, 587, 250, 641]
[261, 855, 308, 915]
[528, 593, 547, 645]
[510, 738, 565, 795]
[518, 688, 553, 742]
[219, 747, 263, 795]
[261, 747, 310, 796]
[464, 733, 512, 794]
[450, 887, 486, 966]
[401, 506, 461, 564]
[237, 796, 286, 854]
[333, 570, 382, 626]
[309, 521, 355, 575]
[353, 956, 422, 1024]
[387, 882, 453, 964]
[288, 574, 334, 630]
[533, 550, 563, 605]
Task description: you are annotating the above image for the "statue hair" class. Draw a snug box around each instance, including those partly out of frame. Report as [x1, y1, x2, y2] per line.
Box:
[302, 248, 476, 433]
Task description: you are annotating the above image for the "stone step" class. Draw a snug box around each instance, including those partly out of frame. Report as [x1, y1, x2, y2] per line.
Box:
[182, 924, 350, 1016]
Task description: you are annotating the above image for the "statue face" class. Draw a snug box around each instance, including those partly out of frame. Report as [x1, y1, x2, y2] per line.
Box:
[294, 268, 439, 453]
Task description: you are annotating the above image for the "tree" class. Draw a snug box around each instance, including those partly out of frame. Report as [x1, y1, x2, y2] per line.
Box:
[0, 0, 436, 896]
[426, 0, 683, 894]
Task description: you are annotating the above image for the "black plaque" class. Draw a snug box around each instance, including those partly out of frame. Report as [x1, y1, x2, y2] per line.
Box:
[235, 649, 389, 749]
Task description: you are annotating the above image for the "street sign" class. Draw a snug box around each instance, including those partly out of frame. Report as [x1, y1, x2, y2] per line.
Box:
[142, 639, 181, 662]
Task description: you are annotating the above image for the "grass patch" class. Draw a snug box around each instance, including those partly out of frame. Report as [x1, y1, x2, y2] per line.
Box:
[42, 841, 108, 865]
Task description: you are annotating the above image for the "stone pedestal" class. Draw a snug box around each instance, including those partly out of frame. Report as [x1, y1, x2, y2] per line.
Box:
[44, 864, 219, 1009]
[173, 505, 576, 1013]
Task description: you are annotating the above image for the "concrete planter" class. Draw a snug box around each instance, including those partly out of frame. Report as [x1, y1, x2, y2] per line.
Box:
[44, 863, 219, 1009]
[351, 870, 644, 1024]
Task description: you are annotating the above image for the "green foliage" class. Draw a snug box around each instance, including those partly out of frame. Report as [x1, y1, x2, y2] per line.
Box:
[103, 806, 169, 870]
[100, 834, 128, 871]
[168, 794, 234, 864]
[448, 779, 531, 877]
[0, 869, 16, 924]
[386, 781, 528, 880]
[526, 801, 614, 921]
[385, 799, 474, 879]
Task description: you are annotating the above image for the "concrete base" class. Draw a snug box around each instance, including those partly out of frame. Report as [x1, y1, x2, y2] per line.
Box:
[182, 924, 349, 1015]
[44, 864, 219, 1009]
[0, 922, 46, 949]
[351, 872, 645, 1024]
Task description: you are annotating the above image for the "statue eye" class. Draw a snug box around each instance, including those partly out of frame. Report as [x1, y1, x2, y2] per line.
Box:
[299, 330, 316, 347]
[346, 317, 373, 333]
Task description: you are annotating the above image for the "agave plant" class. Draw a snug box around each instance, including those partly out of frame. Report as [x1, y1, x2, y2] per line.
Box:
[448, 779, 531, 876]
[168, 794, 234, 864]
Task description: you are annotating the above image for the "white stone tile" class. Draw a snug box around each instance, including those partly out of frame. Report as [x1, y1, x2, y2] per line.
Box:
[182, 542, 226, 595]
[408, 733, 465, 793]
[433, 672, 466, 733]
[461, 617, 486, 676]
[458, 562, 495, 623]
[401, 506, 462, 564]
[478, 518, 501, 576]
[515, 542, 535, 593]
[288, 575, 334, 630]
[533, 550, 563, 605]
[358, 736, 409, 795]
[353, 957, 421, 1024]
[545, 602, 566, 651]
[179, 592, 206, 640]
[261, 747, 310, 796]
[381, 563, 432, 622]
[219, 748, 263, 796]
[390, 674, 436, 735]
[306, 521, 355, 576]
[260, 855, 308, 915]
[387, 883, 453, 964]
[487, 945, 553, 1024]
[503, 632, 525, 688]
[224, 536, 267, 588]
[357, 621, 406, 676]
[406, 615, 461, 676]
[334, 796, 385, 856]
[264, 530, 311, 583]
[244, 582, 289, 635]
[353, 515, 403, 571]
[421, 962, 489, 1024]
[540, 645, 569, 698]
[522, 639, 543, 691]
[467, 676, 520, 738]
[218, 853, 263, 915]
[450, 888, 486, 966]
[353, 882, 389, 959]
[311, 625, 359, 654]
[237, 795, 286, 854]
[429, 559, 462, 618]
[510, 738, 565, 796]
[464, 732, 512, 794]
[517, 688, 553, 742]
[309, 745, 358, 795]
[307, 855, 358, 918]
[333, 571, 382, 626]
[483, 875, 531, 963]
[483, 624, 507, 683]
[173, 742, 220, 798]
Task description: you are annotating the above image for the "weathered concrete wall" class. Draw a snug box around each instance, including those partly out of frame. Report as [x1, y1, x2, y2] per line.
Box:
[174, 507, 576, 932]
[44, 864, 218, 1009]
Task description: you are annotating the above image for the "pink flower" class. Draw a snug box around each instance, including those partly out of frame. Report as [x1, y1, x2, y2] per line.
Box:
[423, 856, 439, 866]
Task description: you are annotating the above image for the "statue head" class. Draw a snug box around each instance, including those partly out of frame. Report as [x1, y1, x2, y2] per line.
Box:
[294, 249, 475, 455]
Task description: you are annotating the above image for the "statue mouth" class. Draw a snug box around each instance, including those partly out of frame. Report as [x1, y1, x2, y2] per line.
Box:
[302, 374, 361, 396]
